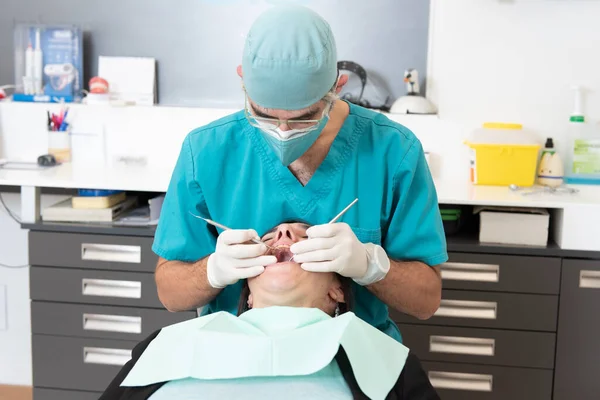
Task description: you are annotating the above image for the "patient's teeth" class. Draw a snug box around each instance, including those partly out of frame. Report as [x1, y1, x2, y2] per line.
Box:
[273, 247, 293, 263]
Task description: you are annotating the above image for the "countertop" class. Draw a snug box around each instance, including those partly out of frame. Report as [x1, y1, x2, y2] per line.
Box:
[433, 179, 600, 208]
[0, 162, 172, 193]
[2, 162, 600, 208]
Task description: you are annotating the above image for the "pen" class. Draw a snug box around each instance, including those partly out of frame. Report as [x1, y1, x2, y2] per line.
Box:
[58, 109, 69, 131]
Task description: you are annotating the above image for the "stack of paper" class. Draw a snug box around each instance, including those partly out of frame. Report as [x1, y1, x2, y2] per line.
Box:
[71, 192, 126, 209]
[42, 197, 137, 222]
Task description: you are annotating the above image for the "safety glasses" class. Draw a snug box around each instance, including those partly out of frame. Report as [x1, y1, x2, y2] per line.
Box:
[243, 95, 333, 132]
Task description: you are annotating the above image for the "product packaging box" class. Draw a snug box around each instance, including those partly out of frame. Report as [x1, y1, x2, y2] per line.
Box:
[13, 24, 84, 103]
[476, 206, 550, 247]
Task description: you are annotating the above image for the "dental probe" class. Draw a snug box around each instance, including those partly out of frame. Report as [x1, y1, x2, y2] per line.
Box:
[288, 197, 359, 262]
[189, 213, 275, 250]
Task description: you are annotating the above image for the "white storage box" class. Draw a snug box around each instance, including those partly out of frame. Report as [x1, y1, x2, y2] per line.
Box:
[477, 206, 550, 247]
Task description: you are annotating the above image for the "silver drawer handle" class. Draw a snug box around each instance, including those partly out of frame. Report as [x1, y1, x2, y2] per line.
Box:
[580, 270, 600, 289]
[429, 335, 495, 356]
[83, 347, 131, 366]
[82, 279, 142, 299]
[434, 300, 497, 320]
[81, 243, 141, 264]
[441, 262, 500, 283]
[83, 313, 142, 334]
[428, 371, 493, 392]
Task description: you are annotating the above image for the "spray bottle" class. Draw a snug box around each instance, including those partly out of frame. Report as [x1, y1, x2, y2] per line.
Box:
[565, 86, 600, 184]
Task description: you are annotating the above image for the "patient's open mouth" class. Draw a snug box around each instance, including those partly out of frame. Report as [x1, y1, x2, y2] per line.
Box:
[269, 245, 293, 263]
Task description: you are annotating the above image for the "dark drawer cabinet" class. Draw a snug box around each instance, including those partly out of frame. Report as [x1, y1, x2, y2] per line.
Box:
[398, 324, 555, 369]
[27, 227, 195, 399]
[32, 334, 138, 393]
[392, 290, 558, 331]
[396, 251, 568, 400]
[554, 259, 600, 400]
[422, 362, 553, 400]
[29, 231, 157, 272]
[30, 266, 163, 308]
[443, 253, 561, 294]
[31, 301, 195, 341]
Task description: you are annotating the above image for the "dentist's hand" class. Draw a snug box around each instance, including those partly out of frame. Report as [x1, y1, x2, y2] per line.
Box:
[207, 229, 277, 289]
[290, 223, 390, 285]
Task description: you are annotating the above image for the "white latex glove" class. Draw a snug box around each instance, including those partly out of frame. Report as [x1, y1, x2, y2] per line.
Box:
[207, 229, 277, 289]
[290, 223, 390, 285]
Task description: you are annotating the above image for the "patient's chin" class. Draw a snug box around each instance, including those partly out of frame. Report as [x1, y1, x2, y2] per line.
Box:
[252, 262, 303, 292]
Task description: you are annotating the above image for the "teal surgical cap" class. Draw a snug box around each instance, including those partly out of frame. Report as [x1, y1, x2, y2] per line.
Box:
[242, 5, 338, 110]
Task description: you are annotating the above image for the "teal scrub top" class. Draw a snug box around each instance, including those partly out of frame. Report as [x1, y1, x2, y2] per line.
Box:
[152, 101, 448, 343]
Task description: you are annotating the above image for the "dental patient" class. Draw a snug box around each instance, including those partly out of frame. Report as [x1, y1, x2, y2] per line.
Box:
[99, 222, 439, 400]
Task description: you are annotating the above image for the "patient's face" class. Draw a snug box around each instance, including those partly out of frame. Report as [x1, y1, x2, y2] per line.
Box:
[247, 223, 344, 313]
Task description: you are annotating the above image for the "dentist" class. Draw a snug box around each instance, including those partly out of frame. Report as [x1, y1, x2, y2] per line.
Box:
[152, 5, 447, 342]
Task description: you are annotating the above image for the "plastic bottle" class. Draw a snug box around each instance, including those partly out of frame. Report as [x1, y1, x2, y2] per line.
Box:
[564, 86, 600, 184]
[538, 137, 564, 187]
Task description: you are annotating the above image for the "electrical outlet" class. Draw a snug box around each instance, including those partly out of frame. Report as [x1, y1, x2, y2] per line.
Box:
[112, 155, 148, 167]
[0, 284, 6, 331]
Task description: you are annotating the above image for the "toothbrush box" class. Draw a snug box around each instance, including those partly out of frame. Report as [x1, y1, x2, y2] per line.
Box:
[13, 24, 84, 103]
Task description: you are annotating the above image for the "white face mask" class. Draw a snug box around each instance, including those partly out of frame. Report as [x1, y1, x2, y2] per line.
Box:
[255, 120, 317, 140]
[256, 116, 329, 166]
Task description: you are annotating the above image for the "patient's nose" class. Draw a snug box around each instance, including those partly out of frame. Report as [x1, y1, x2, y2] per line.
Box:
[274, 224, 297, 242]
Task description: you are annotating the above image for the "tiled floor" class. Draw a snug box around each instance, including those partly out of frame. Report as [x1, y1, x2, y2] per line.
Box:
[0, 385, 32, 400]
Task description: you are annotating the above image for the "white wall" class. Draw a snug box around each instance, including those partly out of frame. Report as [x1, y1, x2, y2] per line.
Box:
[0, 192, 67, 386]
[427, 0, 600, 161]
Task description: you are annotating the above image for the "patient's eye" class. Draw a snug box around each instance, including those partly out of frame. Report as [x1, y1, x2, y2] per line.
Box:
[262, 234, 275, 242]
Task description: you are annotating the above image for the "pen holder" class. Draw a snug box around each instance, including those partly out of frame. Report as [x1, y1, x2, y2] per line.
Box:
[48, 128, 71, 163]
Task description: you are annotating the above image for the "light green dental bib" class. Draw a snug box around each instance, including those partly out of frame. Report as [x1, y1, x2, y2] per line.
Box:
[121, 307, 410, 400]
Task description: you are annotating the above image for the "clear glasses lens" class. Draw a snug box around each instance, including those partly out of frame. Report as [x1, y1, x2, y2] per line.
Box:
[252, 118, 279, 130]
[248, 116, 319, 131]
[288, 120, 319, 130]
[245, 96, 333, 131]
